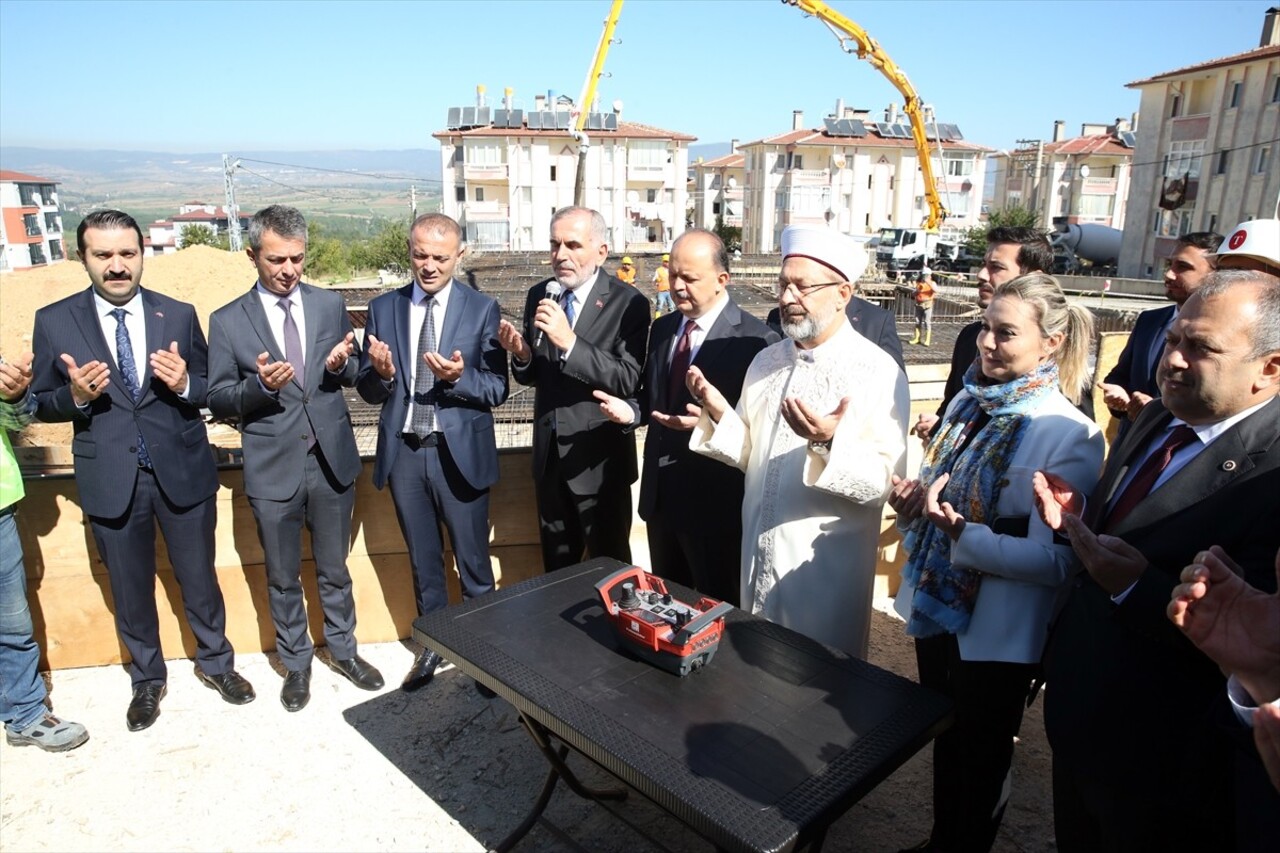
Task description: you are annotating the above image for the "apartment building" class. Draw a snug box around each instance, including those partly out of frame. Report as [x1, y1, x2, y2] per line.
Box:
[0, 170, 65, 271]
[434, 89, 695, 252]
[989, 120, 1136, 230]
[690, 143, 745, 232]
[738, 102, 991, 253]
[1118, 8, 1280, 278]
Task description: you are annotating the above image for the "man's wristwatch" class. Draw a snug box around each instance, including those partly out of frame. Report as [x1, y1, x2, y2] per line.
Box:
[809, 438, 833, 457]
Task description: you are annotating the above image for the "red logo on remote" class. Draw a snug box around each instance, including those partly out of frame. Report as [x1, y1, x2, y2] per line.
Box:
[1228, 229, 1248, 250]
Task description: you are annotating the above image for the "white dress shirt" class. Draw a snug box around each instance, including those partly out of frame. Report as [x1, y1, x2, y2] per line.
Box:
[255, 283, 307, 363]
[402, 280, 452, 433]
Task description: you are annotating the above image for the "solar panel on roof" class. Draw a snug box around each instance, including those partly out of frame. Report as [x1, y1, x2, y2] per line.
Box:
[460, 107, 477, 127]
[604, 113, 618, 130]
[875, 122, 893, 137]
[824, 118, 840, 135]
[944, 124, 963, 141]
[508, 109, 525, 129]
[847, 119, 867, 136]
[1119, 131, 1136, 148]
[494, 109, 511, 128]
[526, 112, 543, 130]
[476, 107, 491, 126]
[446, 107, 462, 130]
[554, 112, 571, 130]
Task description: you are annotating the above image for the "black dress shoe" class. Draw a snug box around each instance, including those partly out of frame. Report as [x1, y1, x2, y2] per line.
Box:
[401, 650, 442, 693]
[474, 679, 498, 700]
[281, 666, 311, 712]
[328, 654, 385, 691]
[126, 682, 167, 732]
[196, 669, 256, 705]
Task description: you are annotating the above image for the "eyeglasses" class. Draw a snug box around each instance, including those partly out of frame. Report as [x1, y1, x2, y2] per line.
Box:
[772, 280, 844, 298]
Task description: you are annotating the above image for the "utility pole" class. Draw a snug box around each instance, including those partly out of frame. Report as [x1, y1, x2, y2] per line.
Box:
[222, 154, 243, 251]
[410, 184, 417, 219]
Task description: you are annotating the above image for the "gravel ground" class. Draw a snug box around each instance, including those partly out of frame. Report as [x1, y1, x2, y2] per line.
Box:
[0, 598, 1055, 853]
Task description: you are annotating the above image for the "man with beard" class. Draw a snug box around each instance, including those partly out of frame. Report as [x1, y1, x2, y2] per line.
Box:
[684, 225, 909, 658]
[30, 210, 252, 731]
[497, 207, 651, 571]
[1098, 231, 1221, 441]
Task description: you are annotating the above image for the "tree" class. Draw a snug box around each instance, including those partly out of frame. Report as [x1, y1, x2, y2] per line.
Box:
[350, 219, 410, 278]
[304, 221, 350, 282]
[713, 214, 742, 253]
[963, 205, 1041, 255]
[179, 224, 217, 248]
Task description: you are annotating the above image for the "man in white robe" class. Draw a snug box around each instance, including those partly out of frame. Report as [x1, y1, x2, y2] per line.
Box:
[685, 226, 908, 658]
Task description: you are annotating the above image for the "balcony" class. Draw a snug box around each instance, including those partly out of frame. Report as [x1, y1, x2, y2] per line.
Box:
[461, 200, 509, 220]
[626, 163, 666, 181]
[463, 163, 508, 181]
[1170, 114, 1210, 143]
[1079, 176, 1118, 195]
[781, 168, 831, 187]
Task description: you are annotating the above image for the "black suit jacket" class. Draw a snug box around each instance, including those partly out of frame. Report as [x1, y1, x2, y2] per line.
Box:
[511, 273, 651, 495]
[767, 296, 904, 372]
[31, 287, 218, 518]
[1044, 397, 1280, 843]
[637, 298, 778, 528]
[1102, 303, 1175, 439]
[356, 281, 509, 491]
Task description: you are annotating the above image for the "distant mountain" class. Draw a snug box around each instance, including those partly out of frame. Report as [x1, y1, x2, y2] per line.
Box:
[690, 142, 734, 163]
[0, 147, 442, 186]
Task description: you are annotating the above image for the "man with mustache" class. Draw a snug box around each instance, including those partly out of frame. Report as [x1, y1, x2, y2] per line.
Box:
[207, 205, 383, 712]
[683, 225, 909, 658]
[497, 207, 651, 571]
[30, 209, 252, 731]
[1035, 268, 1280, 851]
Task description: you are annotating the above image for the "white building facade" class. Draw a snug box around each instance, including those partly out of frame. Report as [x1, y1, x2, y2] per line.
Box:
[1118, 9, 1280, 278]
[434, 104, 694, 253]
[690, 146, 745, 232]
[989, 120, 1136, 231]
[739, 106, 991, 253]
[0, 171, 65, 271]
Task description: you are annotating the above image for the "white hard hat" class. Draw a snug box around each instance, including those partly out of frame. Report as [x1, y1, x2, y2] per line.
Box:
[920, 266, 932, 277]
[1211, 219, 1280, 270]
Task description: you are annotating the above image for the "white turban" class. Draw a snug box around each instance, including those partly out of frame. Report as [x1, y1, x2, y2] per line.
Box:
[781, 225, 870, 283]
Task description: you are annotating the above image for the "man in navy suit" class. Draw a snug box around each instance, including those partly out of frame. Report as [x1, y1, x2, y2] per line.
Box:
[1036, 269, 1280, 851]
[207, 205, 383, 712]
[357, 214, 508, 692]
[595, 229, 778, 605]
[1098, 230, 1221, 441]
[497, 207, 651, 571]
[30, 210, 253, 732]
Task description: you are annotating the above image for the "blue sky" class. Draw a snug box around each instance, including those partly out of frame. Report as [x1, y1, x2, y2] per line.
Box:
[0, 0, 1270, 155]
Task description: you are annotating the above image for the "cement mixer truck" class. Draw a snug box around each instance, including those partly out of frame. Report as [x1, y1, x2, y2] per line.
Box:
[1050, 222, 1122, 276]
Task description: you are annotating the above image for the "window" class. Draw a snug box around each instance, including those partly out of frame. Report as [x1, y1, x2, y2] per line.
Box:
[49, 240, 63, 260]
[29, 244, 46, 265]
[889, 176, 895, 190]
[455, 186, 465, 202]
[948, 193, 971, 216]
[44, 213, 59, 232]
[628, 140, 667, 168]
[1155, 208, 1194, 238]
[18, 186, 37, 206]
[1216, 150, 1228, 175]
[945, 157, 974, 177]
[1208, 214, 1218, 233]
[1256, 146, 1271, 174]
[550, 165, 557, 181]
[475, 187, 485, 202]
[464, 142, 503, 165]
[1229, 81, 1242, 109]
[452, 147, 463, 165]
[1074, 194, 1114, 218]
[786, 186, 831, 215]
[23, 214, 39, 236]
[646, 189, 657, 203]
[1273, 76, 1280, 103]
[600, 144, 614, 170]
[867, 175, 873, 189]
[466, 221, 509, 251]
[600, 188, 613, 207]
[713, 202, 721, 215]
[1164, 140, 1204, 178]
[1170, 93, 1181, 117]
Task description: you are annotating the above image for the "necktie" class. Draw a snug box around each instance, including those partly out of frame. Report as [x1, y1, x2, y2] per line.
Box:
[666, 319, 697, 412]
[277, 297, 304, 389]
[110, 308, 152, 469]
[1103, 424, 1198, 530]
[411, 295, 437, 438]
[561, 289, 576, 328]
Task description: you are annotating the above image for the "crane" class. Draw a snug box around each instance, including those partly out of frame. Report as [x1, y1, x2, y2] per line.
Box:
[572, 0, 625, 206]
[782, 0, 948, 230]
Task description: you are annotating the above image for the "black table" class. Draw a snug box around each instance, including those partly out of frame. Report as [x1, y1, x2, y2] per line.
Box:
[412, 557, 952, 853]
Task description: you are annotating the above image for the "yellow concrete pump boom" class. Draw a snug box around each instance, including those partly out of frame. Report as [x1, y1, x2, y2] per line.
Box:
[572, 0, 625, 206]
[782, 0, 949, 230]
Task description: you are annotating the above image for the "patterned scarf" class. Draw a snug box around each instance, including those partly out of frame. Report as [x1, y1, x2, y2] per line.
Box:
[901, 359, 1060, 637]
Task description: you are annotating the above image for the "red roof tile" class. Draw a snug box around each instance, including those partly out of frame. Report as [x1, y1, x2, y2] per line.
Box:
[1128, 44, 1280, 86]
[1006, 134, 1133, 157]
[698, 153, 745, 168]
[0, 170, 58, 184]
[740, 127, 992, 153]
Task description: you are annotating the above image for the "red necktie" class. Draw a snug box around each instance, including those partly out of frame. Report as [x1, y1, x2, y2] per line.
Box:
[666, 320, 697, 413]
[1103, 424, 1198, 530]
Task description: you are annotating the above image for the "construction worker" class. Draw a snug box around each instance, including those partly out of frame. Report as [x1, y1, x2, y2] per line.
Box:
[653, 253, 674, 316]
[910, 266, 936, 346]
[616, 256, 636, 285]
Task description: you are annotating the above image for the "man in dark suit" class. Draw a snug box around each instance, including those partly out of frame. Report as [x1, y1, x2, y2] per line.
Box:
[30, 210, 252, 732]
[1098, 231, 1221, 441]
[1035, 269, 1280, 851]
[496, 206, 651, 571]
[356, 213, 508, 692]
[912, 226, 1056, 441]
[766, 292, 902, 372]
[207, 205, 383, 712]
[594, 229, 778, 605]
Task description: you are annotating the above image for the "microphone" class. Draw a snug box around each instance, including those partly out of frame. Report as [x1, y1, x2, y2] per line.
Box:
[535, 281, 562, 349]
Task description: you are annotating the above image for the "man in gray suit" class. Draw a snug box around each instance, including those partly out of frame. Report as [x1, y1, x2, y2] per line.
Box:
[207, 205, 383, 712]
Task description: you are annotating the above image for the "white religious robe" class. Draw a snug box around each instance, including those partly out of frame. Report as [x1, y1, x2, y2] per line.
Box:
[690, 321, 908, 658]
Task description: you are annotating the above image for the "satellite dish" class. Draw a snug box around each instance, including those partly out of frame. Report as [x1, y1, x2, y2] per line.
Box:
[627, 190, 640, 204]
[612, 99, 624, 113]
[727, 177, 737, 189]
[1079, 164, 1091, 179]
